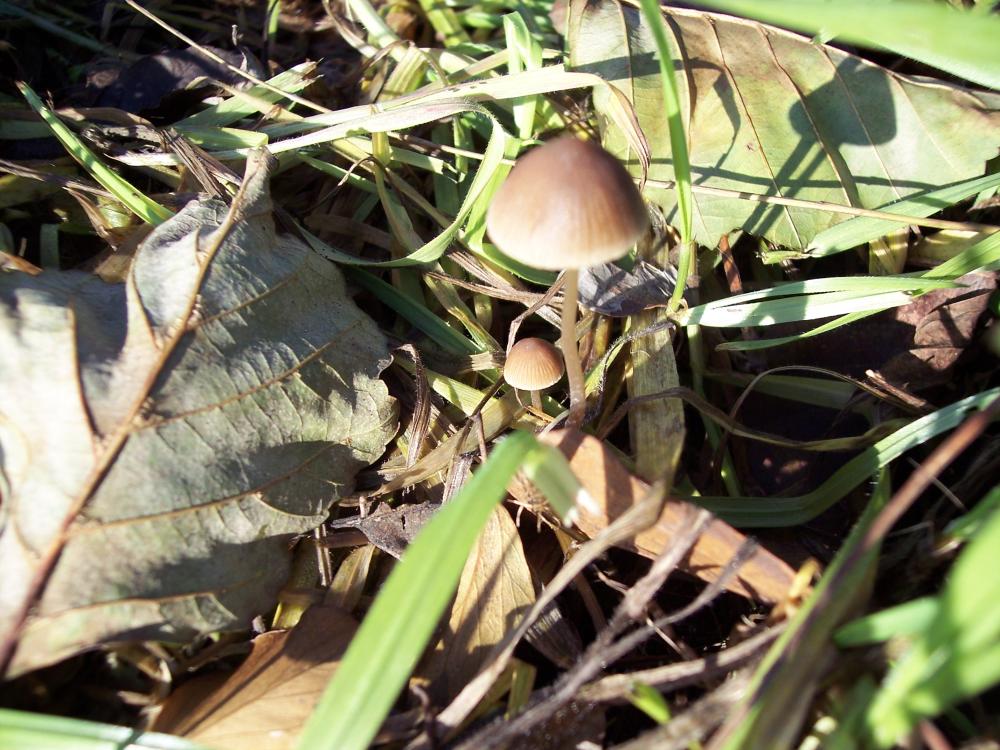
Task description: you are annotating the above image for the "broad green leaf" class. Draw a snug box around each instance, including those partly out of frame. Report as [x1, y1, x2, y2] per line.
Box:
[691, 0, 1000, 91]
[569, 1, 1000, 251]
[0, 151, 396, 678]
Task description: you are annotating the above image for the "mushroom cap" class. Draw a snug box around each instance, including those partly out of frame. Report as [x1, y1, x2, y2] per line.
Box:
[504, 337, 565, 390]
[486, 136, 649, 271]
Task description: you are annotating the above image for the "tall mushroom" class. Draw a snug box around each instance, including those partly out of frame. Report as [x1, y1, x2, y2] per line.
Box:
[486, 136, 648, 428]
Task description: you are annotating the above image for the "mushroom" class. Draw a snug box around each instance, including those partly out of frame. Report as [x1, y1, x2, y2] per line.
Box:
[487, 135, 648, 428]
[503, 337, 565, 413]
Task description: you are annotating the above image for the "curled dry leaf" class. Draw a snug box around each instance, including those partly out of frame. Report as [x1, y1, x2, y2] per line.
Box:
[0, 150, 396, 677]
[152, 604, 357, 750]
[879, 272, 997, 387]
[421, 506, 536, 703]
[92, 46, 267, 112]
[577, 259, 679, 317]
[510, 430, 795, 603]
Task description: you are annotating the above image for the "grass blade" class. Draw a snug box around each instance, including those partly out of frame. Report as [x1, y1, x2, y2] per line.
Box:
[808, 173, 1000, 256]
[16, 82, 173, 225]
[637, 0, 694, 310]
[697, 387, 1000, 526]
[297, 431, 541, 750]
[0, 708, 208, 750]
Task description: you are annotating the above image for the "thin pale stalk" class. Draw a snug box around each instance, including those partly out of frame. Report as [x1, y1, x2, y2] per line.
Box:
[561, 269, 586, 429]
[530, 390, 543, 412]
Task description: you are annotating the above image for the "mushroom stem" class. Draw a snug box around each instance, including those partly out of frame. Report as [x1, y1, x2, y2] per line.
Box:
[560, 268, 586, 429]
[530, 390, 543, 412]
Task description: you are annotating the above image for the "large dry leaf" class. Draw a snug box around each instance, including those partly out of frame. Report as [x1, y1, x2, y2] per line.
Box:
[152, 604, 357, 750]
[0, 151, 396, 678]
[422, 505, 535, 703]
[510, 430, 795, 603]
[569, 1, 1000, 250]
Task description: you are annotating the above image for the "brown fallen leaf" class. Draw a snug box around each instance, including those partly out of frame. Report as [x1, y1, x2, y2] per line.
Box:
[510, 430, 796, 603]
[421, 506, 536, 703]
[879, 273, 997, 387]
[152, 605, 357, 750]
[756, 273, 996, 390]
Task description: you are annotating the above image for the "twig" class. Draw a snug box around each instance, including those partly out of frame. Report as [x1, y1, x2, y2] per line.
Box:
[405, 481, 670, 749]
[451, 510, 716, 750]
[580, 623, 784, 704]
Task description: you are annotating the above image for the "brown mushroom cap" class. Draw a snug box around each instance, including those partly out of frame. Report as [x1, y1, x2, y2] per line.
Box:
[486, 136, 649, 271]
[503, 337, 565, 390]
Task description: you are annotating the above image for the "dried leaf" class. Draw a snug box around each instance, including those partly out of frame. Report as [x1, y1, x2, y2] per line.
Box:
[880, 273, 996, 387]
[569, 2, 1000, 250]
[152, 605, 357, 750]
[0, 151, 396, 677]
[758, 273, 997, 389]
[422, 506, 536, 703]
[330, 502, 441, 559]
[515, 430, 795, 603]
[577, 259, 677, 317]
[93, 46, 265, 112]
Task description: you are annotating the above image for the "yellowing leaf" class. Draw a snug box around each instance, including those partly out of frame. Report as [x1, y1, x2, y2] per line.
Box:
[0, 151, 396, 677]
[421, 506, 535, 703]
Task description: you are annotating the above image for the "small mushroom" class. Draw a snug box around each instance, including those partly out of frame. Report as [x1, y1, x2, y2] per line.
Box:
[487, 136, 648, 427]
[503, 337, 565, 413]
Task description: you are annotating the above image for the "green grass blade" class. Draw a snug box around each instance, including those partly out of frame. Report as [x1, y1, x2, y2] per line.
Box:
[0, 708, 209, 750]
[692, 0, 1000, 90]
[519, 441, 591, 525]
[864, 502, 1000, 746]
[342, 268, 484, 355]
[502, 13, 543, 140]
[681, 275, 958, 329]
[296, 431, 540, 750]
[716, 230, 1000, 351]
[638, 0, 694, 310]
[0, 1, 138, 61]
[697, 387, 1000, 526]
[835, 597, 940, 648]
[716, 471, 892, 749]
[808, 173, 1000, 256]
[684, 289, 915, 328]
[943, 485, 1000, 542]
[627, 682, 672, 725]
[16, 82, 173, 225]
[177, 62, 317, 128]
[299, 119, 509, 268]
